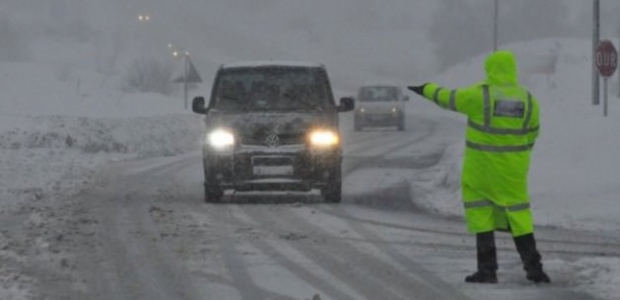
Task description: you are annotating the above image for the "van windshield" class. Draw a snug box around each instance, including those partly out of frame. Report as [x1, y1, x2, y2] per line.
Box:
[212, 67, 333, 111]
[358, 86, 399, 102]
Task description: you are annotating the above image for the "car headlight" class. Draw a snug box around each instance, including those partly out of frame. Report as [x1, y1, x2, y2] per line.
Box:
[207, 129, 235, 149]
[391, 107, 398, 113]
[309, 130, 339, 147]
[359, 108, 365, 113]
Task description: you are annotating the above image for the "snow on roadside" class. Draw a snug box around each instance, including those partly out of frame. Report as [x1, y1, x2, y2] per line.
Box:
[0, 60, 206, 299]
[0, 115, 203, 156]
[0, 114, 203, 206]
[0, 113, 204, 299]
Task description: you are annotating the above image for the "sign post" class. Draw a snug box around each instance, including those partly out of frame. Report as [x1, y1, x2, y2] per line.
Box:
[593, 0, 600, 105]
[172, 55, 202, 110]
[595, 40, 618, 117]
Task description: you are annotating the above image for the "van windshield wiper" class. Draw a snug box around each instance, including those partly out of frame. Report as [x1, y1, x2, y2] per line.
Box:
[282, 93, 323, 112]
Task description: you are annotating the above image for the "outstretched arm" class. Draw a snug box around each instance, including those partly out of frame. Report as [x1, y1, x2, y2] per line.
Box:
[423, 83, 468, 113]
[409, 83, 475, 115]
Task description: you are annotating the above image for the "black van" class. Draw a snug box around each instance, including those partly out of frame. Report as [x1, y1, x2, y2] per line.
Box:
[192, 61, 354, 203]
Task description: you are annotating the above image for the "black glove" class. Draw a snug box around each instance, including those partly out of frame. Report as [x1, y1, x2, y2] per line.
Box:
[407, 84, 427, 96]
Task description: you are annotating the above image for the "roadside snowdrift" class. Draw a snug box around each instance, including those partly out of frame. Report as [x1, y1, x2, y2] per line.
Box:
[0, 115, 201, 155]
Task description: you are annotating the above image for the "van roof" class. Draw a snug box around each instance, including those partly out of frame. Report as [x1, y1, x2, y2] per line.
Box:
[221, 60, 325, 69]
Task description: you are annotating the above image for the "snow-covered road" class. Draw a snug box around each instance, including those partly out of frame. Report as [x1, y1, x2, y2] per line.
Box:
[15, 114, 618, 300]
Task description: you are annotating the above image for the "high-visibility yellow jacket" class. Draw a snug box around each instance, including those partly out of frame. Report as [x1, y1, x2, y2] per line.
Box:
[421, 50, 540, 237]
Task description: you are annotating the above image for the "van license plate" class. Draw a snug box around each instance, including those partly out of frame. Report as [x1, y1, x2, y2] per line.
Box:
[253, 166, 294, 176]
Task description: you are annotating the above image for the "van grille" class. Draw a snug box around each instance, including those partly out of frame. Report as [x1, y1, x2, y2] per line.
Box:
[241, 133, 304, 146]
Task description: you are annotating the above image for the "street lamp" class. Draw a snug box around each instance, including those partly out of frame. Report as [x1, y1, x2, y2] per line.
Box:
[169, 44, 189, 58]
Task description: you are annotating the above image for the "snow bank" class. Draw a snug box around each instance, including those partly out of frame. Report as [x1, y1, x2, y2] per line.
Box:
[0, 115, 202, 156]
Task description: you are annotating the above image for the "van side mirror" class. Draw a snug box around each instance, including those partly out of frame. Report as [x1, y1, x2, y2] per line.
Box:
[338, 97, 355, 112]
[192, 96, 209, 114]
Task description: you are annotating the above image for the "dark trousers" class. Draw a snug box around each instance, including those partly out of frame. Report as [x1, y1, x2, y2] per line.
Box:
[475, 231, 498, 273]
[475, 231, 543, 274]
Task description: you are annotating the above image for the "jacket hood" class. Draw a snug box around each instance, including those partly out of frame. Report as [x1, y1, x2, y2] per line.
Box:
[484, 50, 519, 85]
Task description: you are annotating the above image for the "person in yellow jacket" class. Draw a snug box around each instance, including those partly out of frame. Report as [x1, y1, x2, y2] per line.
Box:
[408, 50, 550, 284]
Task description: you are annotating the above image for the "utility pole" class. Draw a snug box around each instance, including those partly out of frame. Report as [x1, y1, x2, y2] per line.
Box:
[493, 0, 498, 51]
[617, 22, 620, 99]
[593, 0, 600, 105]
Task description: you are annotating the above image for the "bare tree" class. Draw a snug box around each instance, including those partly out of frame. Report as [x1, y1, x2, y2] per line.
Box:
[124, 57, 175, 96]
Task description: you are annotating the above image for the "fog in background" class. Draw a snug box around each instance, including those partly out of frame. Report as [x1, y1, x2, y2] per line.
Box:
[2, 0, 620, 94]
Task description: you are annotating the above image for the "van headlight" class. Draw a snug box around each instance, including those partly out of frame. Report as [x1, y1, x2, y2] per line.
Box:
[308, 130, 339, 148]
[207, 129, 235, 150]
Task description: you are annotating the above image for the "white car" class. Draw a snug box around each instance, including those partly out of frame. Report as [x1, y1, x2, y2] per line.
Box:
[353, 85, 408, 131]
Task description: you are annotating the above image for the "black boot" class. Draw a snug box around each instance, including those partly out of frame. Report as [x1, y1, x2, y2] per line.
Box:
[514, 233, 551, 283]
[465, 231, 498, 283]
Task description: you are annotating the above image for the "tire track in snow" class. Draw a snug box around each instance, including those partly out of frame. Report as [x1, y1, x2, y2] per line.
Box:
[242, 205, 455, 300]
[189, 270, 299, 300]
[196, 204, 365, 300]
[165, 198, 309, 300]
[343, 121, 437, 176]
[73, 175, 203, 300]
[208, 207, 268, 300]
[313, 204, 471, 299]
[343, 118, 435, 163]
[281, 205, 604, 300]
[314, 207, 620, 258]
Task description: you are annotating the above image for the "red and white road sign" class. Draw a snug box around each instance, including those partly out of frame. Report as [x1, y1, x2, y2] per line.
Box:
[595, 40, 618, 78]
